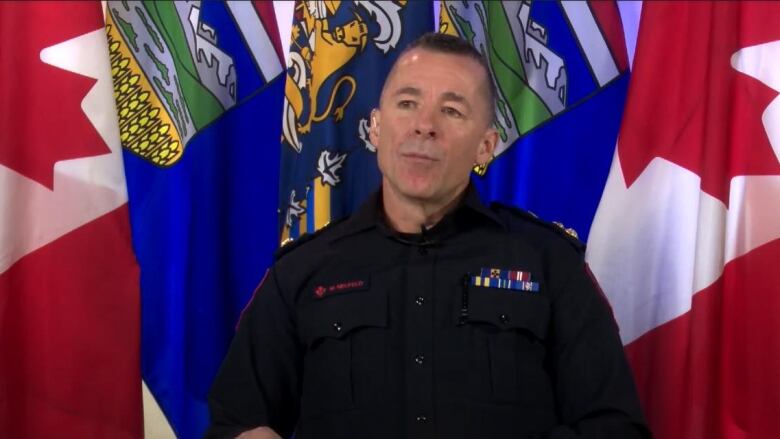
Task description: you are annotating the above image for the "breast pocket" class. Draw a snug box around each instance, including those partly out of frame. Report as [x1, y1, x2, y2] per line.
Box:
[298, 287, 388, 415]
[463, 286, 551, 404]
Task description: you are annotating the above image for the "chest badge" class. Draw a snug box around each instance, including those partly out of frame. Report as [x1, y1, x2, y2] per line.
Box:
[313, 278, 368, 298]
[471, 267, 539, 292]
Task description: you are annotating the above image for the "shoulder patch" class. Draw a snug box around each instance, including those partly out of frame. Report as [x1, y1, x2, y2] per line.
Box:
[490, 202, 585, 253]
[274, 217, 348, 261]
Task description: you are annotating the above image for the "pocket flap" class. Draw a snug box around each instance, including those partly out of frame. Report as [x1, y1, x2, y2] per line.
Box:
[466, 286, 550, 340]
[299, 287, 387, 346]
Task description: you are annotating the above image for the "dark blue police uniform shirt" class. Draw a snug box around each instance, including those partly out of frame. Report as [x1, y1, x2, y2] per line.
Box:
[206, 185, 651, 439]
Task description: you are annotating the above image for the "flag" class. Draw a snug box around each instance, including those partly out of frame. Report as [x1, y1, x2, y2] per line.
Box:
[279, 1, 434, 242]
[105, 1, 285, 437]
[440, 0, 630, 241]
[587, 2, 780, 437]
[0, 1, 141, 437]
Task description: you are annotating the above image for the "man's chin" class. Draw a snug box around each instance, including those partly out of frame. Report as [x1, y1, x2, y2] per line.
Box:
[394, 184, 435, 202]
[383, 177, 456, 205]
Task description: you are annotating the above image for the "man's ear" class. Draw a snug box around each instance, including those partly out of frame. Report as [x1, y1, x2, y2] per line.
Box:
[475, 127, 498, 166]
[369, 109, 380, 146]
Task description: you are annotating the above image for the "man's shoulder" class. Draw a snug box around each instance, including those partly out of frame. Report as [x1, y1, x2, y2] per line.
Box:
[274, 216, 351, 262]
[488, 201, 585, 254]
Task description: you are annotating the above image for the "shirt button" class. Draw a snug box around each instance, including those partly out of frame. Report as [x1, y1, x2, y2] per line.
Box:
[414, 354, 425, 365]
[499, 314, 509, 324]
[332, 322, 343, 332]
[415, 415, 428, 423]
[415, 296, 425, 306]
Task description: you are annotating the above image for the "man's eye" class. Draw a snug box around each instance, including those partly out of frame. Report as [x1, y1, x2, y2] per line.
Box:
[442, 107, 463, 117]
[398, 100, 416, 109]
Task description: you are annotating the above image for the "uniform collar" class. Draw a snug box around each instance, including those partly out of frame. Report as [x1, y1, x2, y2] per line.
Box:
[329, 183, 506, 243]
[459, 183, 506, 229]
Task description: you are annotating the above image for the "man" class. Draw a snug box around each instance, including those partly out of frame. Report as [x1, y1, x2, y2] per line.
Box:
[207, 33, 650, 439]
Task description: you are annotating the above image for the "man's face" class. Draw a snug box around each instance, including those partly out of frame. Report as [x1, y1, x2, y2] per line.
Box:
[370, 48, 497, 206]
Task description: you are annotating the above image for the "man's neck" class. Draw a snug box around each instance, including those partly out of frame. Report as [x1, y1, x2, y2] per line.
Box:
[381, 184, 468, 234]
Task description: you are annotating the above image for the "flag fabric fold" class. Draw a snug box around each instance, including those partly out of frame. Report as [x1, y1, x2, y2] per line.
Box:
[106, 1, 285, 436]
[587, 2, 780, 437]
[0, 1, 141, 436]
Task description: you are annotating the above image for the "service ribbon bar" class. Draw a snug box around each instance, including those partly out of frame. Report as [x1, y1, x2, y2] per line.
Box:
[472, 268, 539, 292]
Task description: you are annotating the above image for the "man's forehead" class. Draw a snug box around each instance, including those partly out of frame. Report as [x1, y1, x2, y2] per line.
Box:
[393, 47, 481, 74]
[394, 48, 427, 68]
[382, 48, 484, 95]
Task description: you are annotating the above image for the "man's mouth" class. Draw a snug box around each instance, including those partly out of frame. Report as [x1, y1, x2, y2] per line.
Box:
[401, 152, 438, 162]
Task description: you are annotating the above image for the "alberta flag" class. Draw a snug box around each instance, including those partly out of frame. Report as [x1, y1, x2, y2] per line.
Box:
[440, 1, 629, 241]
[106, 1, 285, 437]
[588, 2, 780, 437]
[279, 1, 434, 242]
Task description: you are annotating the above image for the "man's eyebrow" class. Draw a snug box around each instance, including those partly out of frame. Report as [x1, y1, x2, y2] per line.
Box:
[441, 91, 468, 106]
[390, 87, 471, 109]
[392, 86, 421, 97]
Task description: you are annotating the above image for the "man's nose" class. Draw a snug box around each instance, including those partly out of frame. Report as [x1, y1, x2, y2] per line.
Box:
[413, 107, 437, 139]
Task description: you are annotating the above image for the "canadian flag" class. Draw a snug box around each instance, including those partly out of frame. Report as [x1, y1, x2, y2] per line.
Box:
[0, 2, 141, 437]
[588, 2, 780, 438]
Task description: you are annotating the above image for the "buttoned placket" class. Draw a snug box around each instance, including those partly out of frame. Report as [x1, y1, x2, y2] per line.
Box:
[404, 242, 436, 438]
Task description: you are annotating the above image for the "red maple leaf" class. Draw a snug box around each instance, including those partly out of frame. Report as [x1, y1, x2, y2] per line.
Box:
[618, 2, 780, 207]
[0, 1, 110, 189]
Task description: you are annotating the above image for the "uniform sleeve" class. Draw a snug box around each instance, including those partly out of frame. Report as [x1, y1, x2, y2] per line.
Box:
[205, 267, 302, 439]
[539, 254, 652, 439]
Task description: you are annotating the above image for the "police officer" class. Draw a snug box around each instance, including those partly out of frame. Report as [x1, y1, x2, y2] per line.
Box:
[206, 33, 651, 439]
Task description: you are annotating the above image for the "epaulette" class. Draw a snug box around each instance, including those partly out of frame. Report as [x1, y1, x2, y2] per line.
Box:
[490, 202, 585, 253]
[274, 217, 348, 261]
